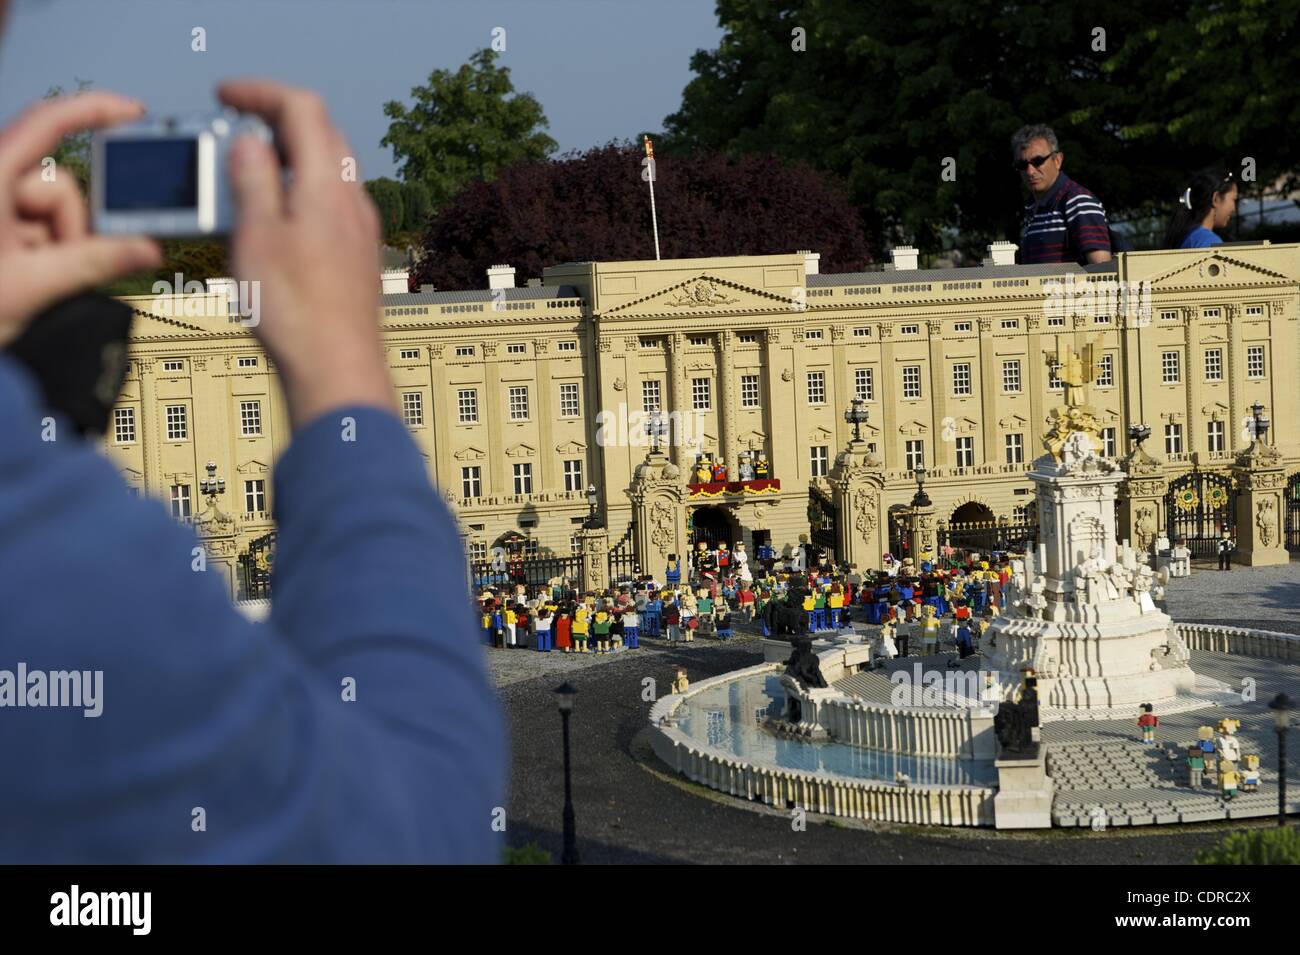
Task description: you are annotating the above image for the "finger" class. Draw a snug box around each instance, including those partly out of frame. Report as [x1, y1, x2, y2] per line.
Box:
[0, 236, 161, 319]
[11, 219, 53, 247]
[0, 92, 145, 180]
[218, 79, 341, 186]
[228, 134, 284, 225]
[14, 168, 88, 241]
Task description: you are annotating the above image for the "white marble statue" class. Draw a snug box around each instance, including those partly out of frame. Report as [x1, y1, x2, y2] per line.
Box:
[1025, 575, 1047, 619]
[733, 541, 753, 583]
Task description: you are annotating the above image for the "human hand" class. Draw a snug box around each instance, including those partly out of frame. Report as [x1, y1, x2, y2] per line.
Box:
[218, 79, 394, 427]
[0, 92, 161, 346]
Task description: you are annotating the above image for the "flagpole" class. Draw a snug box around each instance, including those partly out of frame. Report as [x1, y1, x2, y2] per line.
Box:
[644, 135, 661, 260]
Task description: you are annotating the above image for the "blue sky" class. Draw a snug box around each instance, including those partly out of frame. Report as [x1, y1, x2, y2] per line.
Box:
[0, 0, 724, 180]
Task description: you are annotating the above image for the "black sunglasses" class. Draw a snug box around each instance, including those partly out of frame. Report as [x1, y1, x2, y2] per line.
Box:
[1013, 152, 1057, 172]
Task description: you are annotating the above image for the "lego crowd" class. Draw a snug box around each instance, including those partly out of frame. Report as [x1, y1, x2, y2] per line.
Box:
[476, 536, 1019, 662]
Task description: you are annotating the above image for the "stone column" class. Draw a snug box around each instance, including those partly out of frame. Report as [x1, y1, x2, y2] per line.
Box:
[1231, 437, 1289, 566]
[828, 439, 885, 569]
[629, 448, 689, 576]
[666, 332, 687, 471]
[578, 524, 610, 593]
[1117, 443, 1168, 554]
[718, 330, 737, 466]
[908, 499, 938, 563]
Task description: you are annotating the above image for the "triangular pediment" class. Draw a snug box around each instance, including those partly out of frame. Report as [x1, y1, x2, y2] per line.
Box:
[998, 414, 1027, 430]
[504, 443, 536, 458]
[236, 459, 269, 474]
[454, 446, 487, 462]
[604, 273, 801, 318]
[1147, 251, 1291, 287]
[120, 467, 143, 482]
[898, 419, 929, 437]
[808, 425, 834, 442]
[555, 440, 586, 455]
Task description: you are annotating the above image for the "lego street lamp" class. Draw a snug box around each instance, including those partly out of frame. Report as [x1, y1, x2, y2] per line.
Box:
[843, 398, 870, 443]
[1250, 402, 1270, 445]
[911, 464, 931, 508]
[554, 681, 580, 864]
[199, 461, 225, 498]
[583, 483, 603, 529]
[1268, 692, 1292, 828]
[645, 411, 668, 455]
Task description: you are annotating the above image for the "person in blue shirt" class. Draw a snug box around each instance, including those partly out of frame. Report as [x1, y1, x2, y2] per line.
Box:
[0, 64, 505, 861]
[1164, 168, 1238, 249]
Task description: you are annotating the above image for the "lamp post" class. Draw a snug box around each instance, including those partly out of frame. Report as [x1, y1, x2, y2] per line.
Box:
[583, 483, 602, 530]
[911, 464, 931, 508]
[1127, 424, 1151, 455]
[843, 398, 870, 443]
[554, 681, 580, 864]
[1250, 401, 1270, 445]
[645, 410, 668, 456]
[1268, 692, 1292, 827]
[199, 460, 226, 500]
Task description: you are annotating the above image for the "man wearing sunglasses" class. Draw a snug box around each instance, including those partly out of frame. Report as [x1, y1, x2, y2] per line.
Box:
[1013, 124, 1112, 265]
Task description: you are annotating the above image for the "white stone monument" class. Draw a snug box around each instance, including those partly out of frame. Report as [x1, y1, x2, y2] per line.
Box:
[983, 340, 1195, 714]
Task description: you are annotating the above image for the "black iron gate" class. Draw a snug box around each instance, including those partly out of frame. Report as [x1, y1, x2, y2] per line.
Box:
[1286, 472, 1300, 552]
[809, 490, 837, 557]
[608, 522, 640, 582]
[1166, 470, 1235, 559]
[936, 514, 1037, 556]
[239, 531, 276, 600]
[470, 553, 582, 589]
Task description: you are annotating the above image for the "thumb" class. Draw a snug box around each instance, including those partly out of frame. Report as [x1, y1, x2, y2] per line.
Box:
[0, 237, 161, 330]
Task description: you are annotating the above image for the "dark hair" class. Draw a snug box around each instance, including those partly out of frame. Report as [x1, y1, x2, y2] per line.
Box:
[1163, 167, 1236, 249]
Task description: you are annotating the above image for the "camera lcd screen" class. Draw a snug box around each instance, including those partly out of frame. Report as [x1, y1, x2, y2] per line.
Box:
[104, 138, 199, 211]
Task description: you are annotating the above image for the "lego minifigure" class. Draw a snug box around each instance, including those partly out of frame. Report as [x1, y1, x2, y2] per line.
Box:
[694, 455, 714, 484]
[534, 606, 553, 652]
[1186, 745, 1205, 788]
[711, 458, 728, 482]
[1216, 717, 1242, 762]
[1241, 754, 1260, 792]
[1217, 530, 1233, 571]
[716, 541, 731, 571]
[921, 604, 941, 656]
[738, 454, 755, 481]
[571, 603, 590, 653]
[670, 667, 689, 695]
[665, 553, 682, 587]
[1197, 726, 1218, 783]
[1137, 703, 1158, 744]
[754, 453, 770, 479]
[1218, 759, 1238, 800]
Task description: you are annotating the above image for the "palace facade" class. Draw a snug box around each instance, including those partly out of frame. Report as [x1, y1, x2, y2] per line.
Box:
[102, 241, 1300, 597]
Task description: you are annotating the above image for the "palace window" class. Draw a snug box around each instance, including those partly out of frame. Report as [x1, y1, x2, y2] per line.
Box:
[170, 484, 191, 520]
[1245, 304, 1264, 317]
[952, 362, 971, 397]
[807, 370, 826, 405]
[563, 459, 583, 492]
[853, 327, 871, 338]
[953, 321, 972, 333]
[806, 329, 824, 340]
[162, 359, 184, 372]
[1001, 360, 1021, 393]
[244, 479, 266, 514]
[1203, 307, 1221, 319]
[1161, 351, 1181, 384]
[113, 408, 135, 444]
[1164, 423, 1183, 455]
[1204, 348, 1223, 381]
[506, 343, 526, 355]
[399, 349, 419, 361]
[1160, 310, 1178, 322]
[461, 467, 482, 499]
[508, 386, 530, 420]
[955, 436, 974, 468]
[1000, 319, 1019, 330]
[1005, 433, 1024, 465]
[902, 365, 922, 399]
[557, 340, 577, 352]
[1093, 314, 1111, 324]
[470, 541, 488, 561]
[401, 392, 423, 426]
[559, 382, 580, 418]
[642, 379, 662, 412]
[512, 463, 533, 495]
[1101, 427, 1117, 458]
[240, 400, 262, 436]
[237, 356, 259, 368]
[692, 377, 712, 411]
[1207, 420, 1225, 454]
[740, 375, 761, 408]
[1047, 361, 1063, 391]
[457, 389, 479, 424]
[165, 404, 188, 440]
[454, 345, 475, 357]
[854, 367, 873, 401]
[1047, 316, 1065, 327]
[905, 440, 924, 471]
[1247, 345, 1265, 378]
[738, 333, 759, 344]
[810, 446, 829, 478]
[899, 324, 918, 336]
[689, 336, 709, 346]
[1097, 354, 1114, 387]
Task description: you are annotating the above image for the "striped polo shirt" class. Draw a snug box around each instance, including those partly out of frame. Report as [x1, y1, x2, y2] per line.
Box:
[1019, 172, 1111, 264]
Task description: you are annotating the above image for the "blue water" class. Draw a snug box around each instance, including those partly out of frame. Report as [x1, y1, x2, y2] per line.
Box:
[675, 673, 998, 788]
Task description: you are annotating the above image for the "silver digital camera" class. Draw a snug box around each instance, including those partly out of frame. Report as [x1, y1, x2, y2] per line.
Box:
[91, 110, 273, 238]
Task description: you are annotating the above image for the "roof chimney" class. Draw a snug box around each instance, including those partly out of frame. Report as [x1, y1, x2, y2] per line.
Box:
[798, 249, 821, 276]
[889, 246, 919, 271]
[205, 277, 238, 319]
[983, 241, 1018, 266]
[487, 263, 516, 290]
[380, 269, 409, 294]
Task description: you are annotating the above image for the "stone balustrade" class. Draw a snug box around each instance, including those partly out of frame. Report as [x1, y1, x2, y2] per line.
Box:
[1175, 623, 1300, 662]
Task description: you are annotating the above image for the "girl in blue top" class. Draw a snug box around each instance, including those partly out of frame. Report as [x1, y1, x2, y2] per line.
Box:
[1164, 168, 1238, 249]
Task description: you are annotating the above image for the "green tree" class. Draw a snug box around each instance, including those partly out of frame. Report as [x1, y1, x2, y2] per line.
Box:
[381, 48, 557, 209]
[45, 79, 95, 191]
[1195, 827, 1300, 865]
[365, 177, 406, 241]
[661, 1, 1300, 258]
[401, 179, 432, 234]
